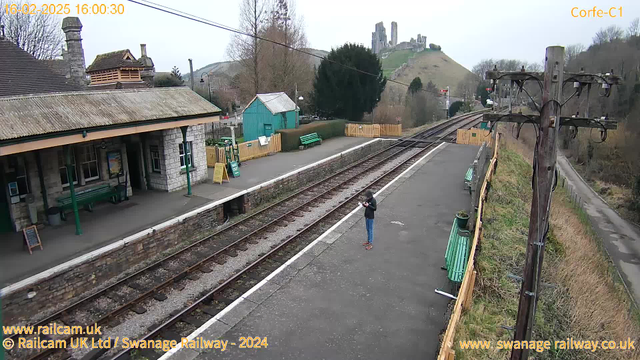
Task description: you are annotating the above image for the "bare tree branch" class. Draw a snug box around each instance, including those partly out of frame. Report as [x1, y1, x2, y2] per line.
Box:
[0, 0, 64, 59]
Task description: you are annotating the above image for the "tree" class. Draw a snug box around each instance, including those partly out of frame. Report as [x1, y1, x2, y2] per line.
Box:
[449, 101, 463, 117]
[260, 0, 311, 100]
[593, 25, 624, 45]
[476, 81, 490, 106]
[408, 77, 423, 94]
[456, 73, 479, 100]
[627, 18, 639, 38]
[472, 59, 495, 79]
[564, 44, 585, 68]
[425, 80, 438, 94]
[0, 0, 64, 59]
[170, 66, 182, 80]
[227, 0, 268, 99]
[314, 43, 386, 121]
[428, 43, 441, 51]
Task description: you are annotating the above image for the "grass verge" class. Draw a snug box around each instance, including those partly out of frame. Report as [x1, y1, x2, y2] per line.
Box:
[453, 138, 640, 360]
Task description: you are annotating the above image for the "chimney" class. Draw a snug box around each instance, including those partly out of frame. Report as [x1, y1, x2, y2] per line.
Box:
[139, 43, 155, 87]
[61, 17, 87, 87]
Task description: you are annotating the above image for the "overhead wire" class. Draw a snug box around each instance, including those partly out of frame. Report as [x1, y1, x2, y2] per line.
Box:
[127, 0, 429, 92]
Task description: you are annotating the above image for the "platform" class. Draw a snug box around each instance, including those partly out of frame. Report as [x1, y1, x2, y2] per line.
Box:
[167, 143, 480, 360]
[0, 137, 372, 287]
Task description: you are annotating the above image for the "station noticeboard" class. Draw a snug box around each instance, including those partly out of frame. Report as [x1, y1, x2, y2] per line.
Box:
[229, 161, 240, 178]
[22, 225, 43, 254]
[213, 163, 229, 184]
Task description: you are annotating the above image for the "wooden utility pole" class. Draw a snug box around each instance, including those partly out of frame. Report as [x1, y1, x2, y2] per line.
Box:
[510, 46, 563, 360]
[484, 46, 620, 360]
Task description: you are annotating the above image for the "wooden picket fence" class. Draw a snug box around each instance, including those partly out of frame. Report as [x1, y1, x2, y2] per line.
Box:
[345, 123, 402, 138]
[456, 128, 491, 146]
[206, 133, 281, 167]
[437, 133, 500, 360]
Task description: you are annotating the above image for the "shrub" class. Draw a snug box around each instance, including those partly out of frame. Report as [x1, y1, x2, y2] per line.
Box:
[277, 120, 346, 151]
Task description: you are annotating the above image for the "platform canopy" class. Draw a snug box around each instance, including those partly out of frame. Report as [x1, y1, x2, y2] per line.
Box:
[0, 87, 221, 156]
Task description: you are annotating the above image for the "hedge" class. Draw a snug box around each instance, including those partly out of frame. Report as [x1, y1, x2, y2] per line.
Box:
[277, 120, 346, 151]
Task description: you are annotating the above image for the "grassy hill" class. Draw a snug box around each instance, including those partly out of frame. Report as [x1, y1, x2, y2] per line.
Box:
[382, 49, 473, 97]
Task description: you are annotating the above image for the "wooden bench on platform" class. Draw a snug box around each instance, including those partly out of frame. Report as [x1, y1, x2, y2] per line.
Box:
[299, 133, 322, 148]
[56, 184, 119, 220]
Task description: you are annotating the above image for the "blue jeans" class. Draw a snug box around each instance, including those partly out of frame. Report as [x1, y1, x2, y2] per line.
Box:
[365, 218, 374, 244]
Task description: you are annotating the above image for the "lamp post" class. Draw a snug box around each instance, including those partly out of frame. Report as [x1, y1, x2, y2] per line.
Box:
[200, 72, 211, 103]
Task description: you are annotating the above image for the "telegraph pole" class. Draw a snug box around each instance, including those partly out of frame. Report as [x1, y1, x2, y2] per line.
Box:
[483, 45, 620, 360]
[510, 46, 563, 360]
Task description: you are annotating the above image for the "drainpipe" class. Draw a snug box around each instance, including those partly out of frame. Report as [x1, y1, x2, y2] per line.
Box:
[35, 150, 49, 211]
[65, 145, 82, 235]
[180, 126, 192, 196]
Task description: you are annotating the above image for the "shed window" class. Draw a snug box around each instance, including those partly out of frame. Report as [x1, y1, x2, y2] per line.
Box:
[58, 150, 78, 187]
[150, 145, 161, 173]
[179, 142, 193, 168]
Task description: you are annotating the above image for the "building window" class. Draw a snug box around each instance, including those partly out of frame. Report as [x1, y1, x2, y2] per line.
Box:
[179, 142, 193, 168]
[7, 156, 30, 199]
[58, 150, 78, 187]
[150, 145, 161, 173]
[80, 145, 100, 181]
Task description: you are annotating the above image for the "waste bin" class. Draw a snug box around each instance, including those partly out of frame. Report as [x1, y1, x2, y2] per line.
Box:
[47, 207, 61, 226]
[26, 194, 37, 224]
[116, 184, 127, 202]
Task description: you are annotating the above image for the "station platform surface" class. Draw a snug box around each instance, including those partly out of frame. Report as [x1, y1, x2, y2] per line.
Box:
[0, 137, 371, 288]
[169, 143, 479, 360]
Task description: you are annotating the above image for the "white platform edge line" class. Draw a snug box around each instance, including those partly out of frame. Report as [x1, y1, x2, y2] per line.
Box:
[1, 138, 384, 297]
[157, 142, 446, 360]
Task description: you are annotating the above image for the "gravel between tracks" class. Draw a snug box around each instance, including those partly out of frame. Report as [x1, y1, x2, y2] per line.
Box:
[69, 148, 421, 360]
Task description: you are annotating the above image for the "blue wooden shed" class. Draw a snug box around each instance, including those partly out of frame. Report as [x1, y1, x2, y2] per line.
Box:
[242, 92, 298, 141]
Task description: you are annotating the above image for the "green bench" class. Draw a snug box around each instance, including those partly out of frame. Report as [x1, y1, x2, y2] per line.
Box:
[300, 133, 322, 147]
[443, 219, 471, 284]
[56, 184, 119, 220]
[464, 166, 473, 190]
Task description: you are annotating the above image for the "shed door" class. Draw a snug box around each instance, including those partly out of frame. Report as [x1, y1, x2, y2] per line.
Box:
[0, 176, 12, 233]
[264, 124, 273, 137]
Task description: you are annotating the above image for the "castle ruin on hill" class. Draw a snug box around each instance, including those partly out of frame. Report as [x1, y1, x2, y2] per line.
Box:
[371, 21, 426, 55]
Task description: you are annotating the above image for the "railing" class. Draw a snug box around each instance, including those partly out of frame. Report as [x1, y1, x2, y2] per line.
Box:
[345, 123, 402, 137]
[205, 133, 282, 167]
[437, 132, 500, 360]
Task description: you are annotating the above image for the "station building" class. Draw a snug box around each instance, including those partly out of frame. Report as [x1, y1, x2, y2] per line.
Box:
[0, 18, 221, 234]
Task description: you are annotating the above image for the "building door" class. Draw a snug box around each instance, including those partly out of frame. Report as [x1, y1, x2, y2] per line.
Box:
[0, 176, 13, 233]
[263, 124, 273, 137]
[126, 144, 143, 190]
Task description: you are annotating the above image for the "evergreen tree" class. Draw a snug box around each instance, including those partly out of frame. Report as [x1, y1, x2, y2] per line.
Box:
[314, 43, 386, 121]
[408, 77, 423, 95]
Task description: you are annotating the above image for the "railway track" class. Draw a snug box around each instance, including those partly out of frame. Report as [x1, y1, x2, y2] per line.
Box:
[6, 111, 485, 360]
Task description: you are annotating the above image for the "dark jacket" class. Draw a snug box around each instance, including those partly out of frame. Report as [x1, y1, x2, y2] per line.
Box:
[364, 197, 377, 219]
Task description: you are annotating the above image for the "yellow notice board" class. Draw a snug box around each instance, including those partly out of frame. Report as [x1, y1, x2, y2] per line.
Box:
[213, 163, 230, 184]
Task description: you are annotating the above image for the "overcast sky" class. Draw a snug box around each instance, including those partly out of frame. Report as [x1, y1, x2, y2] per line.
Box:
[42, 0, 640, 73]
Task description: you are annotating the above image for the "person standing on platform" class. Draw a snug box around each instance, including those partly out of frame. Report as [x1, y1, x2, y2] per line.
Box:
[362, 190, 377, 250]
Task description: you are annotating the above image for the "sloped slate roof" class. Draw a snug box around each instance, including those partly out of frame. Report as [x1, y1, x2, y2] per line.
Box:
[0, 40, 82, 97]
[0, 87, 221, 142]
[86, 49, 144, 72]
[248, 92, 297, 115]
